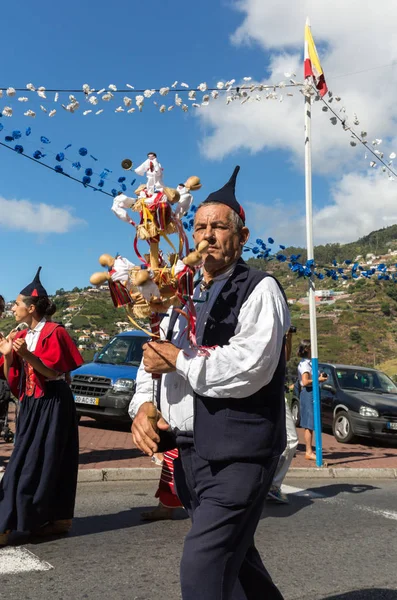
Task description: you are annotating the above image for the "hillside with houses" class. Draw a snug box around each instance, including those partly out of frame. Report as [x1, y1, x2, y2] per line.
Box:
[3, 225, 397, 375]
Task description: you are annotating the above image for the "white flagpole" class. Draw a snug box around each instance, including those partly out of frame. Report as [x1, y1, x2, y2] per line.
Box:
[304, 17, 323, 467]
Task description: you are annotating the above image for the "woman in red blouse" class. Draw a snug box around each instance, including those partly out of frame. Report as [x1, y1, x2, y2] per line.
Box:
[0, 268, 83, 545]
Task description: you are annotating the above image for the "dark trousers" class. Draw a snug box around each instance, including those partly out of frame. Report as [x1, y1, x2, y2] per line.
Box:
[174, 444, 285, 600]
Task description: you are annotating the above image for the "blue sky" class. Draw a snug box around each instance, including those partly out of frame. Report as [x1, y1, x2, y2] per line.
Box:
[1, 0, 396, 300]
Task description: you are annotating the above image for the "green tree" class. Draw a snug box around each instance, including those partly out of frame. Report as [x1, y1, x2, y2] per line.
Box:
[349, 329, 361, 343]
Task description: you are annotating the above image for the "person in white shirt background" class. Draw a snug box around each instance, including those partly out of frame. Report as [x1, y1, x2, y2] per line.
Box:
[297, 339, 327, 460]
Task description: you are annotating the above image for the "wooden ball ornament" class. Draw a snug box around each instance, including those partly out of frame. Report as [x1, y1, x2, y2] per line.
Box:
[185, 176, 202, 191]
[90, 272, 110, 286]
[99, 253, 115, 268]
[134, 269, 151, 286]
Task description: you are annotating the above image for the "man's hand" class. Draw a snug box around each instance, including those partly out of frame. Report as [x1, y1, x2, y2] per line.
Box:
[131, 402, 170, 457]
[142, 341, 180, 374]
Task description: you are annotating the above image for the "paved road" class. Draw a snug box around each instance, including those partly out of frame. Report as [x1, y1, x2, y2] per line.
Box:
[1, 479, 397, 600]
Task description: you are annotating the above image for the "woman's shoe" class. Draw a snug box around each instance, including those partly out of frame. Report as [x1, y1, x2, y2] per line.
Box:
[34, 519, 72, 537]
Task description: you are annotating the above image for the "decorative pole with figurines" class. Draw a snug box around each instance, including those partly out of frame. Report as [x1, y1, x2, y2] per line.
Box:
[90, 151, 206, 346]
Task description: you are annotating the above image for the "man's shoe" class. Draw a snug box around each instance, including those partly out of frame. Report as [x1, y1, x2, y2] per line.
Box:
[266, 486, 289, 504]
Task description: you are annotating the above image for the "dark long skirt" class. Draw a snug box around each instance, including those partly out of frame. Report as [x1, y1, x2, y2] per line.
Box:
[0, 380, 79, 533]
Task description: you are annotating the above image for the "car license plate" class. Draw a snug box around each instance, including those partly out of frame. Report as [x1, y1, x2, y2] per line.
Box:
[74, 395, 99, 406]
[387, 422, 397, 430]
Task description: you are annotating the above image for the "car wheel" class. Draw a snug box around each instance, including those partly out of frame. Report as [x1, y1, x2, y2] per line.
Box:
[290, 398, 300, 427]
[332, 410, 356, 444]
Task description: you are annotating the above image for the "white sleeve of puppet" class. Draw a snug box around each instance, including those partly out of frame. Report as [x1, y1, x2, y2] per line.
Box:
[134, 161, 148, 177]
[175, 277, 290, 399]
[111, 194, 135, 223]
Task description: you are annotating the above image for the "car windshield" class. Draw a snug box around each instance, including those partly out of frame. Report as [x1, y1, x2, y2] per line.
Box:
[95, 335, 146, 366]
[336, 368, 397, 394]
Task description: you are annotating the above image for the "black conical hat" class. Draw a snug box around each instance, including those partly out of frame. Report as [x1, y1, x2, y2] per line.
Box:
[203, 166, 245, 223]
[20, 267, 48, 297]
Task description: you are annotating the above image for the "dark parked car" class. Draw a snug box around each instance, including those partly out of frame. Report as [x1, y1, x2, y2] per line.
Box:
[289, 363, 397, 443]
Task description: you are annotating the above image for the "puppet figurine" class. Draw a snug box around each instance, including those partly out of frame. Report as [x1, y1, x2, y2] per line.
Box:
[134, 152, 164, 195]
[175, 176, 202, 219]
[90, 253, 135, 307]
[174, 241, 209, 299]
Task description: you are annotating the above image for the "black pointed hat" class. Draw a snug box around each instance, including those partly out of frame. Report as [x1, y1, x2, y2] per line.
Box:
[203, 166, 245, 224]
[20, 267, 48, 297]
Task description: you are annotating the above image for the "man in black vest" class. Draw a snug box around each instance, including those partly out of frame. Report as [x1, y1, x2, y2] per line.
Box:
[130, 166, 290, 600]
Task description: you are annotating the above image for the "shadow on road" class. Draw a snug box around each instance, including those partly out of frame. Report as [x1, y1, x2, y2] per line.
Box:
[321, 590, 397, 599]
[78, 447, 144, 465]
[263, 483, 379, 519]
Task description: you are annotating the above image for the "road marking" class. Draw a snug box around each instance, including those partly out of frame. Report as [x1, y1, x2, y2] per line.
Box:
[356, 505, 397, 521]
[0, 547, 53, 574]
[284, 484, 397, 522]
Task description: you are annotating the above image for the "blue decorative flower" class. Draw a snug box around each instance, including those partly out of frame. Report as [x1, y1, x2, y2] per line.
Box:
[98, 180, 105, 188]
[276, 254, 287, 262]
[40, 136, 51, 144]
[54, 165, 64, 173]
[33, 150, 44, 159]
[121, 183, 127, 192]
[12, 130, 22, 140]
[268, 237, 274, 244]
[72, 162, 81, 170]
[344, 259, 352, 265]
[14, 144, 24, 154]
[306, 259, 315, 268]
[25, 127, 32, 136]
[79, 147, 88, 156]
[252, 247, 259, 254]
[111, 189, 118, 197]
[82, 176, 91, 186]
[279, 245, 286, 250]
[100, 168, 111, 179]
[5, 136, 14, 142]
[85, 168, 93, 177]
[56, 152, 65, 162]
[332, 260, 337, 266]
[118, 176, 126, 183]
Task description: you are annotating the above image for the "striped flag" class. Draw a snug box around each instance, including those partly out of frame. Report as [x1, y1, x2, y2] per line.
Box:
[304, 19, 328, 97]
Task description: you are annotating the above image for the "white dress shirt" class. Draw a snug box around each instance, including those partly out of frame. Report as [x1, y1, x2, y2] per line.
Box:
[129, 265, 290, 432]
[25, 317, 47, 352]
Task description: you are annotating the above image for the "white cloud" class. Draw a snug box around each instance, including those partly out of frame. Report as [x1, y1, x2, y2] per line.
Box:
[197, 1, 397, 174]
[246, 171, 397, 247]
[0, 197, 85, 233]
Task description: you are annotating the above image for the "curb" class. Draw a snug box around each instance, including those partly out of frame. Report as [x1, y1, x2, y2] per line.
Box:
[76, 466, 397, 483]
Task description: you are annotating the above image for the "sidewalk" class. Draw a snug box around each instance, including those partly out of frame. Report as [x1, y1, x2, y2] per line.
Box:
[1, 416, 397, 474]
